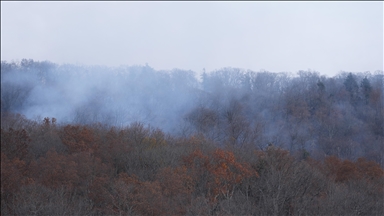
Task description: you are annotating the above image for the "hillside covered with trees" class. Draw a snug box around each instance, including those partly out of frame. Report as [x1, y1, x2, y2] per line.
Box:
[1, 59, 383, 215]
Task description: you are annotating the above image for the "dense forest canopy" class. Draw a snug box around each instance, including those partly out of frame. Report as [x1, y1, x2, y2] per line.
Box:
[2, 59, 383, 162]
[1, 59, 383, 215]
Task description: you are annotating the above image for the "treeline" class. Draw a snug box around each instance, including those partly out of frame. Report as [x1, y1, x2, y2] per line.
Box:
[1, 114, 383, 215]
[1, 59, 384, 215]
[1, 59, 383, 164]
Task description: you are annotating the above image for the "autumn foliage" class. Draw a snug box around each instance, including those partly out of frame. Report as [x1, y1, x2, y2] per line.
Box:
[1, 114, 384, 215]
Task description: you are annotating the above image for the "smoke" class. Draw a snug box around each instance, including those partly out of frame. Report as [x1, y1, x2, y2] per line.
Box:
[1, 59, 383, 163]
[1, 60, 202, 133]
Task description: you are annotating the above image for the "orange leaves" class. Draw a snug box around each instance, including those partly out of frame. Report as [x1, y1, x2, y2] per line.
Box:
[183, 149, 210, 170]
[60, 125, 96, 153]
[183, 148, 258, 202]
[2, 113, 383, 215]
[324, 156, 384, 183]
[210, 149, 257, 195]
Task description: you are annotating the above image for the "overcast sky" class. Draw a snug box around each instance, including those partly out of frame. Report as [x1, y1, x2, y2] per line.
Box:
[1, 1, 383, 76]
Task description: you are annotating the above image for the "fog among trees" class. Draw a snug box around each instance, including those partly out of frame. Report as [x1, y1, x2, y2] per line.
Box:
[1, 59, 383, 215]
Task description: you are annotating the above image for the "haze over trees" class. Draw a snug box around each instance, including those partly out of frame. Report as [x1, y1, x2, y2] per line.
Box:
[1, 59, 383, 215]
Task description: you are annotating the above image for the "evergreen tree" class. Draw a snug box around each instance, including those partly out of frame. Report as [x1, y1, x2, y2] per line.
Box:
[343, 73, 359, 105]
[360, 76, 372, 104]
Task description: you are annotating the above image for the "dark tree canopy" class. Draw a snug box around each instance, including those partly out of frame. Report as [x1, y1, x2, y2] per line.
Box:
[1, 59, 384, 215]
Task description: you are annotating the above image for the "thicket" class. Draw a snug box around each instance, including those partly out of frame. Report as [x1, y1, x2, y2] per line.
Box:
[1, 114, 383, 215]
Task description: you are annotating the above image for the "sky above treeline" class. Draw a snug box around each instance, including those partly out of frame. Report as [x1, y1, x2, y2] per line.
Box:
[1, 1, 383, 77]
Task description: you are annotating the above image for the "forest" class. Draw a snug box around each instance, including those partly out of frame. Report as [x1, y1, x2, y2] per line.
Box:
[1, 59, 383, 215]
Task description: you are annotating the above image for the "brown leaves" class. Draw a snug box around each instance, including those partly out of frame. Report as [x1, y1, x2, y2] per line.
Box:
[112, 167, 193, 216]
[324, 156, 384, 184]
[183, 148, 258, 202]
[88, 176, 115, 213]
[60, 125, 96, 154]
[1, 153, 23, 200]
[1, 128, 30, 160]
[1, 116, 383, 215]
[356, 158, 384, 180]
[335, 160, 359, 183]
[156, 166, 193, 198]
[32, 149, 111, 195]
[37, 150, 79, 190]
[210, 149, 257, 198]
[113, 172, 166, 215]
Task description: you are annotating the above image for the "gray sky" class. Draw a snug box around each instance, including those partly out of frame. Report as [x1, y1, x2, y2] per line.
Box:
[1, 1, 383, 76]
